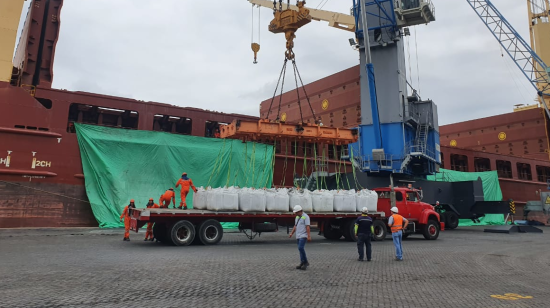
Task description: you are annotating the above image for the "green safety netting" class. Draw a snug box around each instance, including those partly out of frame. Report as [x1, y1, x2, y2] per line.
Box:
[427, 168, 505, 226]
[75, 123, 274, 228]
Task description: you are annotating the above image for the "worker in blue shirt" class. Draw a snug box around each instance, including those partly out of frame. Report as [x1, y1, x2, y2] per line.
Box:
[355, 207, 374, 261]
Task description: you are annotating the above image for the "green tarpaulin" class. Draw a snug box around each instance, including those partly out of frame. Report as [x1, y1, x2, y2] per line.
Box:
[427, 168, 505, 226]
[75, 124, 274, 228]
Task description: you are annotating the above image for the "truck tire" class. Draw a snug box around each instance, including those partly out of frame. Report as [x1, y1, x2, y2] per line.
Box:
[253, 222, 277, 232]
[323, 221, 342, 240]
[372, 220, 387, 241]
[342, 219, 358, 242]
[445, 212, 459, 229]
[422, 220, 440, 240]
[153, 223, 168, 243]
[169, 220, 196, 246]
[197, 219, 224, 245]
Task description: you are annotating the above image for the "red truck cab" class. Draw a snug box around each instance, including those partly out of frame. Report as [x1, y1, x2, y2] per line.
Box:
[373, 187, 444, 240]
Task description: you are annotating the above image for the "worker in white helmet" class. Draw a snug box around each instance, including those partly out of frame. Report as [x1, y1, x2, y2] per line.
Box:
[387, 206, 408, 261]
[355, 207, 375, 261]
[289, 205, 311, 270]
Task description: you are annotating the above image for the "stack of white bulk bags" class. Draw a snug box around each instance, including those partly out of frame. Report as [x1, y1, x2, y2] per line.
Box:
[356, 189, 378, 212]
[238, 188, 267, 212]
[289, 189, 313, 212]
[311, 190, 334, 212]
[266, 188, 290, 212]
[192, 187, 208, 210]
[207, 187, 239, 211]
[333, 190, 357, 212]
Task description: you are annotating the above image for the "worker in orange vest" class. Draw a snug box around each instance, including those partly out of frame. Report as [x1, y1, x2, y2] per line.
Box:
[119, 199, 136, 241]
[175, 172, 198, 210]
[387, 207, 408, 261]
[144, 198, 159, 241]
[159, 188, 176, 209]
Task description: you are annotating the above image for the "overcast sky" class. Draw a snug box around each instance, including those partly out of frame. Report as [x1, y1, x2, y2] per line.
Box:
[16, 0, 537, 125]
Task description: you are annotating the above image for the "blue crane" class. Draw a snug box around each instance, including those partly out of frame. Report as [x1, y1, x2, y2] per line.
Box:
[466, 0, 550, 119]
[347, 0, 439, 177]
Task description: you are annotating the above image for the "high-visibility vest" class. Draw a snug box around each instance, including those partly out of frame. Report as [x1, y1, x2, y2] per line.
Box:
[390, 214, 404, 233]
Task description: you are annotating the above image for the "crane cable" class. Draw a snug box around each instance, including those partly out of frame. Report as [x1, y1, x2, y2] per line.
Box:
[414, 27, 421, 95]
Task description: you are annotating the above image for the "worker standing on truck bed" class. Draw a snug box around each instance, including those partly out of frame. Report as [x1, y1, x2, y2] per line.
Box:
[175, 172, 197, 210]
[119, 199, 136, 241]
[355, 207, 374, 262]
[289, 205, 311, 271]
[388, 207, 408, 261]
[159, 188, 176, 209]
[144, 198, 159, 241]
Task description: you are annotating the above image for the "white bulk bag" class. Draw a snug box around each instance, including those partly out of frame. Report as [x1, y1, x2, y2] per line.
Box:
[356, 189, 378, 212]
[311, 190, 334, 212]
[239, 188, 266, 212]
[207, 187, 239, 211]
[193, 187, 207, 210]
[266, 188, 290, 212]
[333, 190, 357, 212]
[289, 189, 313, 212]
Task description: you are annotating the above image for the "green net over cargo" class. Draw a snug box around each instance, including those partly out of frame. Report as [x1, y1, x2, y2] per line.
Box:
[427, 168, 505, 226]
[75, 124, 274, 228]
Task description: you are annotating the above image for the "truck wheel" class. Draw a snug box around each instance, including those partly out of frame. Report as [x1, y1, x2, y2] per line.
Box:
[423, 220, 440, 240]
[342, 219, 358, 242]
[169, 220, 196, 246]
[445, 212, 459, 229]
[323, 221, 342, 240]
[153, 223, 168, 243]
[372, 220, 387, 241]
[197, 219, 224, 245]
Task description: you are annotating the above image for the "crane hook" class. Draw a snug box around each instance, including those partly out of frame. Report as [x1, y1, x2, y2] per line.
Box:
[252, 43, 260, 64]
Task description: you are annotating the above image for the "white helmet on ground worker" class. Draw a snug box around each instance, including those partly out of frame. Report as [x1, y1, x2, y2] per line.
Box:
[361, 207, 369, 214]
[390, 207, 398, 214]
[293, 205, 303, 213]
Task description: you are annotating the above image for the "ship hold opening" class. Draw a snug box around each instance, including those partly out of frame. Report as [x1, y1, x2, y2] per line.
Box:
[517, 163, 533, 181]
[153, 115, 192, 135]
[450, 154, 468, 172]
[537, 166, 550, 183]
[36, 97, 53, 109]
[205, 121, 227, 137]
[67, 103, 139, 133]
[496, 160, 512, 179]
[474, 157, 491, 172]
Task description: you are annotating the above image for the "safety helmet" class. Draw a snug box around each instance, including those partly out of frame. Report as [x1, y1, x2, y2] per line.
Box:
[361, 207, 369, 214]
[293, 205, 303, 213]
[436, 201, 440, 205]
[130, 199, 135, 203]
[169, 188, 174, 191]
[149, 198, 154, 201]
[390, 207, 398, 213]
[182, 172, 187, 176]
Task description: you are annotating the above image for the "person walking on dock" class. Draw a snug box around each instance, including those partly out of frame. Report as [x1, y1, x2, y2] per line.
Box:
[144, 198, 159, 241]
[159, 188, 176, 209]
[289, 205, 311, 270]
[388, 207, 408, 261]
[119, 199, 136, 241]
[355, 207, 374, 262]
[175, 172, 197, 210]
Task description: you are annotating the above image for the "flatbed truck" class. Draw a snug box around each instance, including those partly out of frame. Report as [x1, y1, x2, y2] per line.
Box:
[129, 187, 444, 246]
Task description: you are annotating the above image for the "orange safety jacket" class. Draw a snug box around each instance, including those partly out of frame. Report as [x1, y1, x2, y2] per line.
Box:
[176, 178, 197, 193]
[390, 214, 405, 233]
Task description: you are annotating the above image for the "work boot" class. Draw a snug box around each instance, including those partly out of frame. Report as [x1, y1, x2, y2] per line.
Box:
[295, 262, 303, 269]
[183, 206, 188, 210]
[300, 262, 309, 270]
[144, 238, 148, 241]
[358, 258, 364, 262]
[177, 206, 183, 210]
[149, 238, 154, 241]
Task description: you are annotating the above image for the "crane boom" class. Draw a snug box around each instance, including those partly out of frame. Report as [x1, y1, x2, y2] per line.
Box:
[248, 0, 356, 32]
[466, 0, 550, 118]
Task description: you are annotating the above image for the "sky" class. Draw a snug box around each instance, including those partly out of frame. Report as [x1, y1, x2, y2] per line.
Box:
[15, 0, 538, 125]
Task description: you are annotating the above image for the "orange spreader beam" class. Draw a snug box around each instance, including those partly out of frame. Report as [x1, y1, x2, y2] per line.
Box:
[219, 120, 358, 145]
